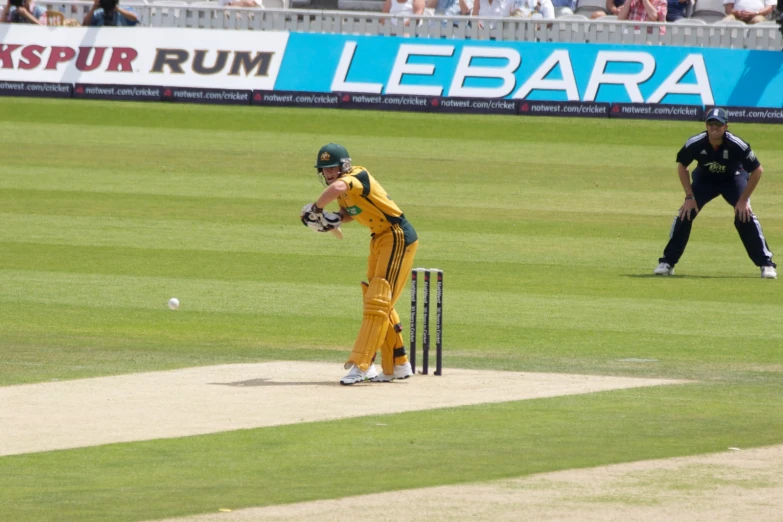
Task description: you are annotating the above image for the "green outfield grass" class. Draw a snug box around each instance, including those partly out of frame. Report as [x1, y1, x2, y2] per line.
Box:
[1, 98, 782, 521]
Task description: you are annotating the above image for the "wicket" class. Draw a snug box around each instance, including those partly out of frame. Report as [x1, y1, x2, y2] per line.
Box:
[409, 268, 443, 376]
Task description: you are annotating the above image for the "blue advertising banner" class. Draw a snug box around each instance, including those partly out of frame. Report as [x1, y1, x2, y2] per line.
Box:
[276, 34, 783, 109]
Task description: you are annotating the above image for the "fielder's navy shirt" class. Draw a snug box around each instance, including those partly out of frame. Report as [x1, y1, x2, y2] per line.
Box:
[676, 131, 761, 177]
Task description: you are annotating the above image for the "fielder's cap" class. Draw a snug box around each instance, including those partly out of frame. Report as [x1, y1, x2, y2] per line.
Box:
[706, 107, 728, 124]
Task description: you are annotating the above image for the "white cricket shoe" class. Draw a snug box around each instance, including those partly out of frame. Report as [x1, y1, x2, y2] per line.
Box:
[761, 266, 777, 279]
[370, 362, 413, 383]
[654, 262, 674, 276]
[340, 364, 378, 385]
[393, 361, 413, 379]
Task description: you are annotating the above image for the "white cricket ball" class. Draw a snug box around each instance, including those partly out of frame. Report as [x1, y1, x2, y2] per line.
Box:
[168, 298, 180, 310]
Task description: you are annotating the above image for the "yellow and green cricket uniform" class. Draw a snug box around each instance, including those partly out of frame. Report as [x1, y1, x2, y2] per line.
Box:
[339, 166, 418, 376]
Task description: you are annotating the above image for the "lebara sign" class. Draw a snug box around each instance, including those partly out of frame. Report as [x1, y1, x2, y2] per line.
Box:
[277, 34, 783, 109]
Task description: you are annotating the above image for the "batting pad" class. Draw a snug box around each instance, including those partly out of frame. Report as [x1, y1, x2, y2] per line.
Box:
[380, 309, 407, 376]
[347, 278, 392, 372]
[361, 282, 404, 375]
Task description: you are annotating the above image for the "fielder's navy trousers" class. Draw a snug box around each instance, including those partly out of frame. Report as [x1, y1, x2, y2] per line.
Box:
[660, 168, 775, 268]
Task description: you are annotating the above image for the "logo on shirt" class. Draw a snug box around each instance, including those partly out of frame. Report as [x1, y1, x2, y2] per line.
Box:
[704, 161, 727, 174]
[747, 150, 756, 161]
[700, 150, 707, 155]
[723, 150, 729, 160]
[345, 205, 362, 216]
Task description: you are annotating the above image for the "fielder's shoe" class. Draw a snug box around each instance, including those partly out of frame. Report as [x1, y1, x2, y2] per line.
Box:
[760, 266, 777, 279]
[370, 362, 413, 383]
[340, 364, 378, 385]
[654, 262, 674, 276]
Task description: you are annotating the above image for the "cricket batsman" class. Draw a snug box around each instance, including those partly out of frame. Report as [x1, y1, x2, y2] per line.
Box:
[300, 143, 419, 385]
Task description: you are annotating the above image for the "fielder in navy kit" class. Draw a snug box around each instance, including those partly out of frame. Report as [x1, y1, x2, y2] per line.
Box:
[654, 108, 777, 279]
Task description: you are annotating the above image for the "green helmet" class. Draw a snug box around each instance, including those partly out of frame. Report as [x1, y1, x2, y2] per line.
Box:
[315, 143, 351, 171]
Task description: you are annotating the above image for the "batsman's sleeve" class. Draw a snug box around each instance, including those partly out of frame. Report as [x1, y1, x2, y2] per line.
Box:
[342, 170, 371, 197]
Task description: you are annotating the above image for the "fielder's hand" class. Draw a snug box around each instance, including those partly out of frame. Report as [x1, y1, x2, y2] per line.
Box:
[678, 199, 698, 221]
[735, 198, 752, 223]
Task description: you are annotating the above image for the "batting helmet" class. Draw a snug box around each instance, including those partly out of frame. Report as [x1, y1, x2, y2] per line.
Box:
[315, 143, 351, 170]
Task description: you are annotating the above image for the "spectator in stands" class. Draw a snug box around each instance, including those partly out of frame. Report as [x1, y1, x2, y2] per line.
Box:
[472, 0, 514, 27]
[219, 0, 263, 7]
[618, 0, 667, 33]
[383, 0, 426, 25]
[510, 0, 556, 18]
[590, 0, 625, 19]
[2, 0, 44, 24]
[552, 0, 576, 15]
[82, 0, 138, 26]
[666, 0, 690, 20]
[723, 0, 775, 23]
[427, 0, 473, 27]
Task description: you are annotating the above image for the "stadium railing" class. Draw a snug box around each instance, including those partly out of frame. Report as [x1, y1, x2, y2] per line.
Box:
[37, 0, 782, 50]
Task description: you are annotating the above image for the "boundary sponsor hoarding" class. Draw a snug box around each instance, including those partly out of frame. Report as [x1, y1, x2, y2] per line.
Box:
[609, 103, 703, 121]
[0, 25, 287, 90]
[2, 25, 782, 109]
[1, 25, 780, 123]
[252, 90, 340, 108]
[162, 87, 251, 105]
[705, 105, 783, 124]
[278, 34, 783, 109]
[0, 80, 71, 98]
[433, 97, 518, 115]
[518, 101, 609, 118]
[2, 83, 781, 123]
[338, 92, 431, 112]
[74, 83, 161, 101]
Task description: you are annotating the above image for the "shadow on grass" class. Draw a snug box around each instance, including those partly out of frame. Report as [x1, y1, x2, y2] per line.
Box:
[210, 378, 337, 387]
[625, 274, 754, 279]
